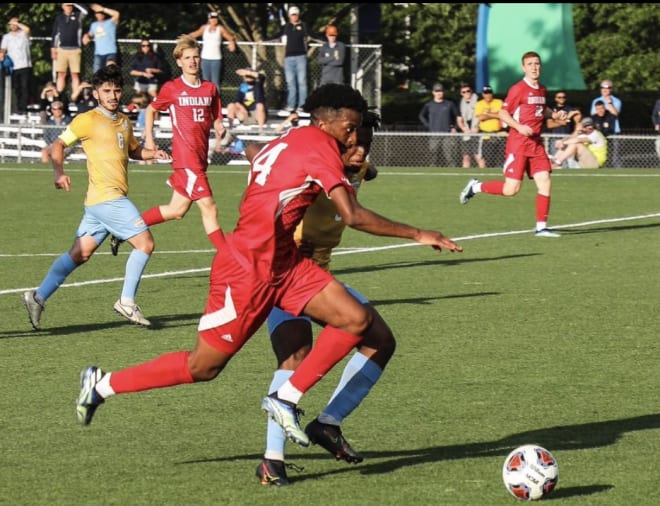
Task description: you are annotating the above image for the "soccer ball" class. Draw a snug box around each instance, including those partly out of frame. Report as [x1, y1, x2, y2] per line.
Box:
[502, 444, 559, 501]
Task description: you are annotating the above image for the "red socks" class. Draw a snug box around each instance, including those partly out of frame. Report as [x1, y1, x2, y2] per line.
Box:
[141, 207, 165, 226]
[481, 180, 505, 195]
[536, 194, 550, 223]
[289, 326, 362, 393]
[208, 229, 226, 250]
[110, 351, 193, 394]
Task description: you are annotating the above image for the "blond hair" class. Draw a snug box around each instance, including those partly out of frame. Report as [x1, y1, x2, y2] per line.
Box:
[173, 35, 200, 59]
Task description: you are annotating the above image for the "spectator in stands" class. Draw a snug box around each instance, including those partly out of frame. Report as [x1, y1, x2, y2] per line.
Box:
[51, 3, 88, 94]
[551, 116, 607, 169]
[590, 80, 621, 133]
[226, 67, 266, 130]
[128, 91, 149, 129]
[546, 90, 581, 135]
[274, 110, 311, 133]
[41, 100, 71, 163]
[187, 11, 236, 90]
[316, 24, 346, 85]
[274, 5, 313, 114]
[591, 79, 622, 167]
[0, 17, 32, 116]
[70, 80, 97, 115]
[458, 82, 481, 168]
[474, 84, 505, 167]
[39, 81, 69, 124]
[418, 82, 462, 166]
[83, 4, 120, 73]
[130, 39, 162, 100]
[591, 100, 616, 137]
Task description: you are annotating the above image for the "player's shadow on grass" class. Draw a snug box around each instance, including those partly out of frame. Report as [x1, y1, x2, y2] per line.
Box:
[559, 221, 660, 235]
[368, 291, 500, 307]
[0, 312, 201, 339]
[332, 253, 540, 276]
[182, 412, 658, 498]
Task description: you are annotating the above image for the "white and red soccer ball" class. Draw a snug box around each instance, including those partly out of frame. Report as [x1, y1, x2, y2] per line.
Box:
[502, 444, 559, 501]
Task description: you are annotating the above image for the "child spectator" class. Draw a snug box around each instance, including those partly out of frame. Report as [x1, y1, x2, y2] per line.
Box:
[226, 68, 266, 130]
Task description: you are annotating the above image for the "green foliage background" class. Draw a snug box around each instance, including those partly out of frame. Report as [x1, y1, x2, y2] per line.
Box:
[1, 3, 657, 127]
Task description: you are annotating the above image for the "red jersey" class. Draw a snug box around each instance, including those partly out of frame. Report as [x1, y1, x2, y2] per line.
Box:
[228, 126, 352, 281]
[151, 77, 222, 171]
[502, 78, 547, 151]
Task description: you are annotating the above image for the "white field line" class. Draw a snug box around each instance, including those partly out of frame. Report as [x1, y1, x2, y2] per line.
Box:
[1, 212, 659, 296]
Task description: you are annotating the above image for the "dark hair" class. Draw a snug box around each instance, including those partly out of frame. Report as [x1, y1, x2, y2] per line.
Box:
[302, 84, 367, 118]
[594, 100, 605, 107]
[92, 63, 124, 89]
[362, 110, 381, 132]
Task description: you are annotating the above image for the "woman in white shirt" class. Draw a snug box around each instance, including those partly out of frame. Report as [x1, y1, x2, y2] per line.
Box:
[187, 12, 236, 89]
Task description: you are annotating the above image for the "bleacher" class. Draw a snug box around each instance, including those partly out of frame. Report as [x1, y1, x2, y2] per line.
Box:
[0, 104, 310, 165]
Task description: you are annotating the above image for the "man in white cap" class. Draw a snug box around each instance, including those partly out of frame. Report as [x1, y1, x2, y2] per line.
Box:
[275, 5, 311, 114]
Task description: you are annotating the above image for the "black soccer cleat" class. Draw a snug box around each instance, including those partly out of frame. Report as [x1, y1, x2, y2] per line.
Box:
[255, 458, 290, 487]
[109, 235, 124, 256]
[304, 418, 364, 464]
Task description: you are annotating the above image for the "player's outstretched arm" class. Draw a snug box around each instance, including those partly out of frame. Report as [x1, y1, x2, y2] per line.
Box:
[330, 185, 463, 253]
[50, 138, 71, 191]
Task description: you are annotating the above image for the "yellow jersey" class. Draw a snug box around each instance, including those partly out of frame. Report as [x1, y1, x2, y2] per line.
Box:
[59, 108, 140, 206]
[293, 162, 369, 271]
[475, 98, 504, 133]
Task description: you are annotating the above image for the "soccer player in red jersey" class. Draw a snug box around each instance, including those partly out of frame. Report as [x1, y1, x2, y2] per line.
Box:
[76, 85, 463, 449]
[111, 35, 227, 254]
[459, 51, 567, 238]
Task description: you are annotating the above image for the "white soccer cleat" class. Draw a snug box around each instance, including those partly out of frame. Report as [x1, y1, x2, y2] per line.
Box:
[459, 178, 479, 205]
[534, 228, 561, 238]
[113, 299, 151, 326]
[261, 395, 310, 447]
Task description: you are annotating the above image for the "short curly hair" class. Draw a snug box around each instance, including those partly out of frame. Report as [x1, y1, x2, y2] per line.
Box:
[92, 63, 123, 89]
[302, 84, 368, 119]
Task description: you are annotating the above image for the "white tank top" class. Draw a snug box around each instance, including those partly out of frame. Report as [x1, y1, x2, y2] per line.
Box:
[201, 25, 222, 60]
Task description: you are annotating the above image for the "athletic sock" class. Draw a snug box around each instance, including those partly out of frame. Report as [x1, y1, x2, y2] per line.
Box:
[208, 229, 226, 250]
[318, 352, 383, 426]
[480, 180, 505, 195]
[121, 249, 150, 301]
[536, 194, 551, 225]
[109, 351, 193, 393]
[280, 326, 362, 403]
[264, 369, 294, 461]
[141, 206, 165, 226]
[36, 252, 78, 300]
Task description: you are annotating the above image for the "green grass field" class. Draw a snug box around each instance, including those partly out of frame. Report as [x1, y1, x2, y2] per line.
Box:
[1, 163, 659, 506]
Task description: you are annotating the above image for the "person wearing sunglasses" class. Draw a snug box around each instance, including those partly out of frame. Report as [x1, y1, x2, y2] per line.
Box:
[546, 91, 581, 135]
[129, 38, 162, 100]
[40, 99, 71, 163]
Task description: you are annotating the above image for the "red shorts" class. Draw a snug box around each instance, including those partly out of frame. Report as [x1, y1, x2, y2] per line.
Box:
[167, 168, 212, 201]
[502, 139, 551, 180]
[198, 244, 334, 355]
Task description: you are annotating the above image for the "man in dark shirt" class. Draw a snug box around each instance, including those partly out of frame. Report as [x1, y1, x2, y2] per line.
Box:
[418, 82, 463, 166]
[279, 5, 310, 114]
[591, 100, 616, 136]
[545, 90, 581, 135]
[51, 3, 88, 94]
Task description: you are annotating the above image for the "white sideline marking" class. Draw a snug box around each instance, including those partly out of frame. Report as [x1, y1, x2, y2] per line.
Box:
[1, 212, 659, 296]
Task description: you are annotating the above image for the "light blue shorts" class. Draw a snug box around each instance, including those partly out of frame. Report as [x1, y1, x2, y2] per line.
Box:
[76, 196, 147, 245]
[267, 282, 368, 335]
